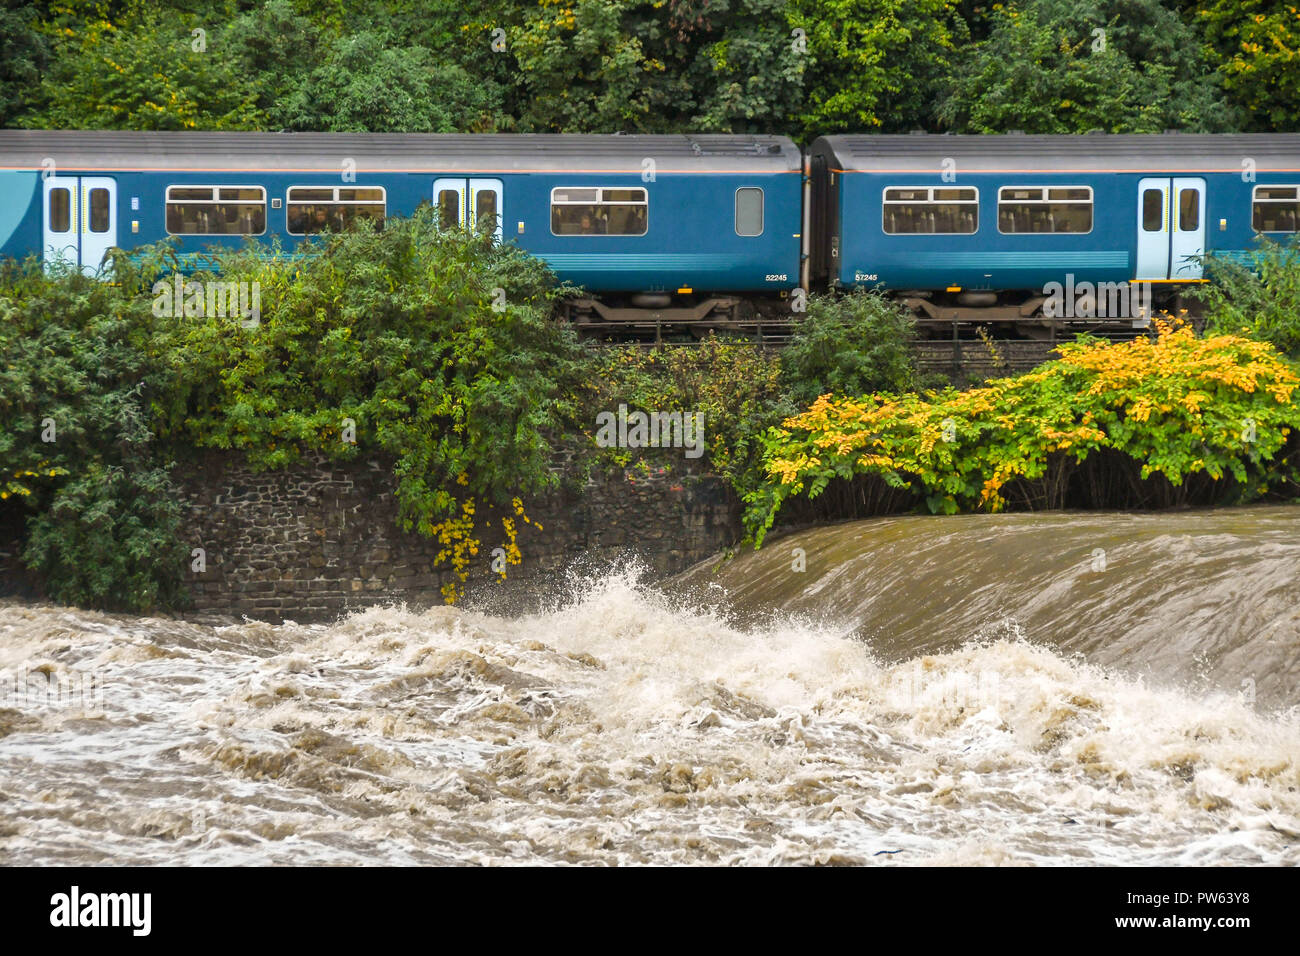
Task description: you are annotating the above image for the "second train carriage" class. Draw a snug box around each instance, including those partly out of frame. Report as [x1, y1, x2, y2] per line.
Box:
[809, 133, 1300, 332]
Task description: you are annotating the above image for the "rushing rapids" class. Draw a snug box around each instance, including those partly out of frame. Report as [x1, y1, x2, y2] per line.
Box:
[1, 507, 1298, 865]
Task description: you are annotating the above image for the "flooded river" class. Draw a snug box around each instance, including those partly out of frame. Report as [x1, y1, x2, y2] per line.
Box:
[1, 507, 1297, 864]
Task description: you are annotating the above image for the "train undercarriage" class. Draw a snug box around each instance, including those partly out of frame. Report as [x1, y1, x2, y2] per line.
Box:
[561, 292, 799, 343]
[562, 284, 1200, 345]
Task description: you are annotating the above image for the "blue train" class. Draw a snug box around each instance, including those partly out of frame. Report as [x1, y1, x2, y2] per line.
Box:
[1, 129, 1298, 335]
[810, 133, 1300, 333]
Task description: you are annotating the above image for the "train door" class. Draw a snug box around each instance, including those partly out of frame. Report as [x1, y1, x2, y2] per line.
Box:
[42, 175, 117, 275]
[433, 178, 466, 231]
[432, 177, 503, 242]
[79, 178, 117, 273]
[469, 179, 502, 243]
[1135, 177, 1205, 281]
[1169, 178, 1206, 280]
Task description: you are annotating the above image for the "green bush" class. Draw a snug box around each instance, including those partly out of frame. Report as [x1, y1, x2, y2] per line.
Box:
[22, 462, 189, 611]
[0, 256, 188, 611]
[584, 337, 790, 491]
[779, 291, 919, 406]
[745, 323, 1300, 544]
[577, 293, 923, 499]
[1195, 235, 1300, 360]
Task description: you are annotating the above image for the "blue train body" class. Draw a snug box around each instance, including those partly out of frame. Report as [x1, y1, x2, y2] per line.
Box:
[808, 134, 1300, 321]
[3, 130, 1300, 328]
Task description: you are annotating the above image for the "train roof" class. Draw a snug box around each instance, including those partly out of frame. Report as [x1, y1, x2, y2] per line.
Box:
[814, 133, 1300, 173]
[0, 130, 801, 174]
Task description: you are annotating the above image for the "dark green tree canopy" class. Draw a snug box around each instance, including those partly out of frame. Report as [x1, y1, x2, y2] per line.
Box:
[937, 0, 1240, 134]
[7, 0, 1289, 137]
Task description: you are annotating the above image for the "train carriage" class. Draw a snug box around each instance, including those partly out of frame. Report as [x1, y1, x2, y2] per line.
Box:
[809, 133, 1300, 330]
[0, 130, 804, 334]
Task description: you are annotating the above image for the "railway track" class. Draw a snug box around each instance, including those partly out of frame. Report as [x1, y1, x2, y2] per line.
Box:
[579, 316, 1156, 383]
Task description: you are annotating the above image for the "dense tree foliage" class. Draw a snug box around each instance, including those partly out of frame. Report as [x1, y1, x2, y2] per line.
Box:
[938, 0, 1240, 133]
[0, 2, 48, 127]
[1196, 0, 1300, 133]
[21, 3, 264, 130]
[793, 0, 964, 136]
[508, 0, 806, 133]
[3, 0, 1296, 136]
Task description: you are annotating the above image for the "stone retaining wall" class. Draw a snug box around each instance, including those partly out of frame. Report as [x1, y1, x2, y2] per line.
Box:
[176, 453, 740, 622]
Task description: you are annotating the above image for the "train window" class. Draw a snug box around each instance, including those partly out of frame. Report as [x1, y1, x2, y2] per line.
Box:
[49, 187, 71, 232]
[550, 186, 647, 236]
[475, 190, 497, 232]
[735, 187, 764, 236]
[1142, 189, 1163, 231]
[1178, 189, 1199, 232]
[1252, 185, 1300, 232]
[997, 186, 1092, 234]
[165, 185, 266, 235]
[882, 186, 977, 234]
[88, 188, 110, 233]
[286, 186, 386, 235]
[437, 189, 461, 229]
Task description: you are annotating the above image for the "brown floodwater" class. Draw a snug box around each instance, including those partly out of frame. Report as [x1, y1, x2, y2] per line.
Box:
[0, 506, 1296, 864]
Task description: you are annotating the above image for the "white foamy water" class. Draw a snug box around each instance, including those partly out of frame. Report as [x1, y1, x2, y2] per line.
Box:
[1, 569, 1297, 865]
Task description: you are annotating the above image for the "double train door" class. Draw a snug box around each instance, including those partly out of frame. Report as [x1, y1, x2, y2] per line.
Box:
[433, 178, 503, 242]
[1136, 177, 1205, 281]
[43, 175, 117, 274]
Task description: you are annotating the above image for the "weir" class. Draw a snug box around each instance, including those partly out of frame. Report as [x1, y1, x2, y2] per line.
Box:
[675, 506, 1300, 709]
